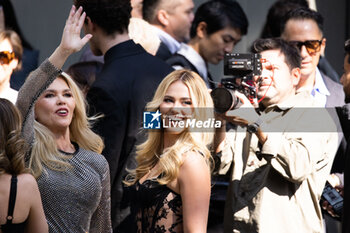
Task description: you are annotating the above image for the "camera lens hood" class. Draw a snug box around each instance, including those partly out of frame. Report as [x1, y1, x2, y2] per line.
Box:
[211, 87, 240, 113]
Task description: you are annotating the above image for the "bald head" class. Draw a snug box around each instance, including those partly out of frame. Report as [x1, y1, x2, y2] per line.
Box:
[143, 0, 194, 42]
[143, 0, 179, 23]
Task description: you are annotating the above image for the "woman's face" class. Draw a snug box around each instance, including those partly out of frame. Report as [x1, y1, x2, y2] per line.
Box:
[159, 80, 194, 134]
[35, 77, 76, 134]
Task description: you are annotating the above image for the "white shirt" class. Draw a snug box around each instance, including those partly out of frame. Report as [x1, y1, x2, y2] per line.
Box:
[0, 86, 18, 104]
[152, 26, 180, 54]
[176, 43, 208, 80]
[310, 67, 330, 107]
[172, 43, 213, 88]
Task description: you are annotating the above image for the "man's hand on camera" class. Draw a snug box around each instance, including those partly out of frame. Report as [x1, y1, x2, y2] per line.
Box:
[223, 92, 259, 127]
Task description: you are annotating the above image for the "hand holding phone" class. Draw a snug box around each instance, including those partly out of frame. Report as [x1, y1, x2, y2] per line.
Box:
[321, 181, 343, 218]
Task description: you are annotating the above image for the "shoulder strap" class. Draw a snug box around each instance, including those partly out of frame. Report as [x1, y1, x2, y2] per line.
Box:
[166, 53, 200, 74]
[6, 175, 18, 224]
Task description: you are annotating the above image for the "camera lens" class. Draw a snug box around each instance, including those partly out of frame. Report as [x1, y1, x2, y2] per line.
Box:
[210, 87, 241, 113]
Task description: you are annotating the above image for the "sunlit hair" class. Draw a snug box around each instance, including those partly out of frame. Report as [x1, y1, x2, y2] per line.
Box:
[29, 72, 104, 178]
[0, 98, 29, 175]
[0, 30, 23, 69]
[125, 70, 214, 186]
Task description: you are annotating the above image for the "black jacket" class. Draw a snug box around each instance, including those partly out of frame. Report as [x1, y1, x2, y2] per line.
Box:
[87, 40, 173, 232]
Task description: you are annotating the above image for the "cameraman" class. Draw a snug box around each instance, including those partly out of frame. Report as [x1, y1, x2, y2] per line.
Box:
[216, 38, 338, 233]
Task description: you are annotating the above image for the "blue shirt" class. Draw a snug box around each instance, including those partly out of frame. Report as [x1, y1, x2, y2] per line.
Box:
[310, 67, 330, 107]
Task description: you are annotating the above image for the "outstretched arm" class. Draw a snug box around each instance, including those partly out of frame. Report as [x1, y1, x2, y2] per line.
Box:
[17, 5, 91, 145]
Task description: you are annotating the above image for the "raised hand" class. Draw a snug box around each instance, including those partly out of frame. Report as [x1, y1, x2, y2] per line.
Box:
[59, 5, 92, 54]
[49, 5, 92, 69]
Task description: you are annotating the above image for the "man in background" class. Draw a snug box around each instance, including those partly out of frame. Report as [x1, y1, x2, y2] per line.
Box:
[74, 0, 173, 231]
[142, 0, 194, 60]
[281, 8, 344, 107]
[216, 38, 338, 233]
[166, 0, 248, 89]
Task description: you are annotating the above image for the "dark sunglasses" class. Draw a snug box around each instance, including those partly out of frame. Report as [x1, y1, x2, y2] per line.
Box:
[289, 40, 323, 54]
[0, 51, 15, 65]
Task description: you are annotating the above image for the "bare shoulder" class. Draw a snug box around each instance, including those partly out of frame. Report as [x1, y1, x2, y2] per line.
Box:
[168, 150, 211, 195]
[17, 173, 37, 183]
[177, 150, 211, 204]
[179, 150, 210, 180]
[182, 150, 208, 165]
[17, 173, 39, 191]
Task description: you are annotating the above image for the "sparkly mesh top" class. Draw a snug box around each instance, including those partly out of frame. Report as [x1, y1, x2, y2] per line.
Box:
[38, 144, 111, 232]
[131, 176, 183, 233]
[16, 60, 112, 233]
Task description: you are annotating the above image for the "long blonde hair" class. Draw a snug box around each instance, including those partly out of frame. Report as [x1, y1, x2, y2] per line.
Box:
[29, 73, 104, 178]
[125, 70, 214, 185]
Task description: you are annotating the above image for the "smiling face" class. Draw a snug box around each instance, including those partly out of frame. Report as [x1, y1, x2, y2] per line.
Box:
[35, 77, 76, 134]
[198, 26, 241, 64]
[159, 80, 194, 134]
[254, 49, 300, 107]
[282, 19, 325, 81]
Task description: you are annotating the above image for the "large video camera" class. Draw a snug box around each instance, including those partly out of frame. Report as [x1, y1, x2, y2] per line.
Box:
[211, 53, 262, 113]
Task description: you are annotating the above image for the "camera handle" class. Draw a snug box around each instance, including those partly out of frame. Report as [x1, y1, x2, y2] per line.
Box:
[239, 79, 259, 108]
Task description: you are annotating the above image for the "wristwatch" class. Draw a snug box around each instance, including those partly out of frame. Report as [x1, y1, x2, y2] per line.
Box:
[247, 118, 263, 133]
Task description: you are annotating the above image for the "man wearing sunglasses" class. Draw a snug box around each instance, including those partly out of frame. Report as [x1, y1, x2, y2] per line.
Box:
[282, 8, 345, 233]
[0, 30, 22, 104]
[281, 7, 344, 108]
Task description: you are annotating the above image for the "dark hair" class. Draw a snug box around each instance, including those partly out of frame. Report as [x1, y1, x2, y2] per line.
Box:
[0, 98, 29, 175]
[252, 38, 301, 70]
[142, 0, 161, 23]
[281, 7, 324, 35]
[74, 0, 131, 35]
[190, 0, 248, 38]
[0, 0, 33, 50]
[65, 61, 103, 93]
[345, 39, 350, 64]
[260, 0, 308, 38]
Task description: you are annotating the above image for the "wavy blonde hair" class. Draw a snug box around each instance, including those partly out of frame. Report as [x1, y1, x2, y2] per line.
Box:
[29, 72, 104, 178]
[125, 69, 214, 186]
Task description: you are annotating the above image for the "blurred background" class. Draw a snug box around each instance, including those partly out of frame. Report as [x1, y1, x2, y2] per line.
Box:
[11, 0, 350, 81]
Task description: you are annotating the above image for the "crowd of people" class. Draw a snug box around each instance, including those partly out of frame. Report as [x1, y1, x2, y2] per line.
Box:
[0, 0, 349, 233]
